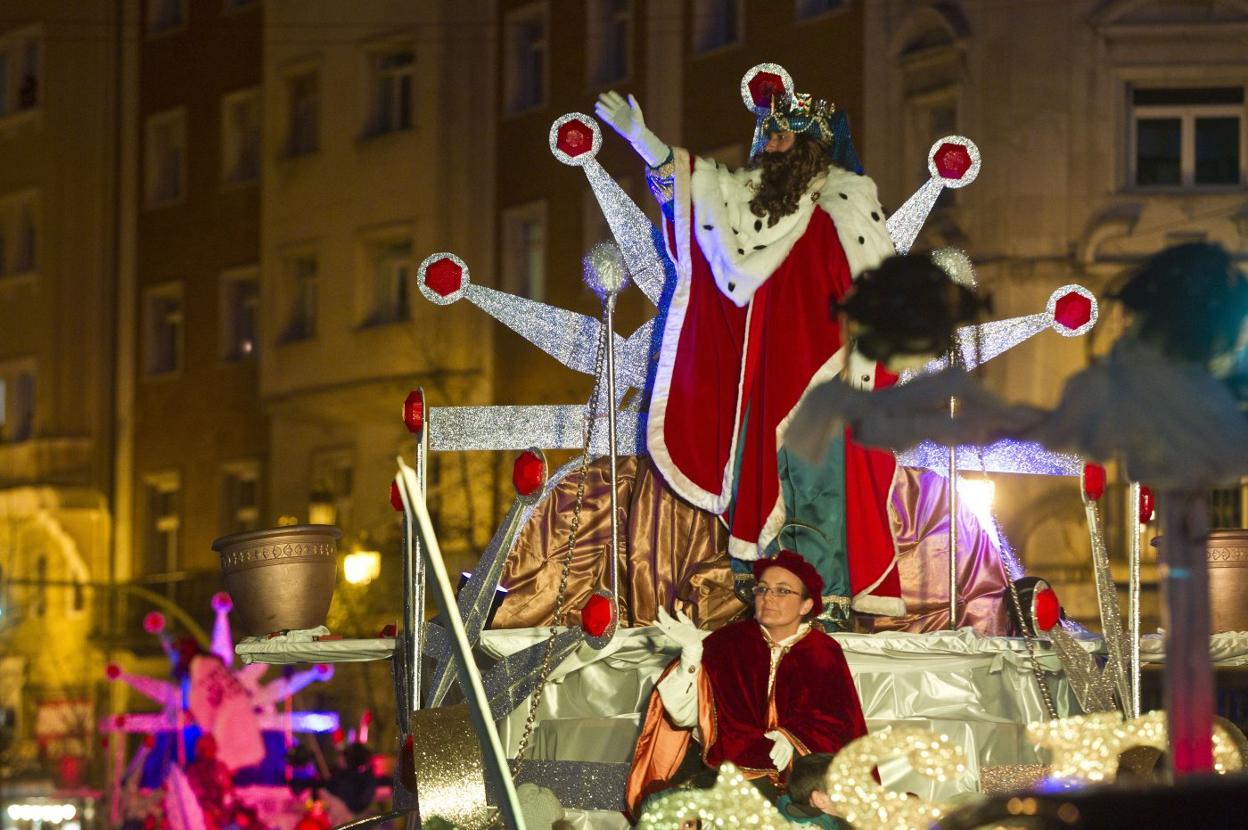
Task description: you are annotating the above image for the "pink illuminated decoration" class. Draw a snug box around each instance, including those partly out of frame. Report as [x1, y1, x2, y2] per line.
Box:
[211, 592, 232, 613]
[143, 611, 166, 634]
[403, 389, 425, 434]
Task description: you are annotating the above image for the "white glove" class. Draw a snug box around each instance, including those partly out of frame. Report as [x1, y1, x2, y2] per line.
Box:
[764, 730, 795, 770]
[594, 90, 671, 168]
[655, 607, 708, 666]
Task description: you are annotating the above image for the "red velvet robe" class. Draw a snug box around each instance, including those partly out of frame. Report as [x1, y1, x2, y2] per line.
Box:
[626, 620, 868, 814]
[646, 149, 904, 614]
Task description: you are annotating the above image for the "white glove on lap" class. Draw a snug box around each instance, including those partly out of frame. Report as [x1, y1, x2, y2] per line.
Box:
[594, 90, 671, 168]
[764, 730, 795, 770]
[655, 607, 709, 667]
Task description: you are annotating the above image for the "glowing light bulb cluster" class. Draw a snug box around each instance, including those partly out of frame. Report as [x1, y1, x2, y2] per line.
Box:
[6, 804, 78, 824]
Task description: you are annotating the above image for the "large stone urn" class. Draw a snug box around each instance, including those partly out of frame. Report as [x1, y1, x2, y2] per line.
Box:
[213, 524, 341, 636]
[1208, 529, 1248, 634]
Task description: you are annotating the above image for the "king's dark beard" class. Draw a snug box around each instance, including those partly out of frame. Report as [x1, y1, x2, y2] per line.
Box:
[747, 136, 829, 227]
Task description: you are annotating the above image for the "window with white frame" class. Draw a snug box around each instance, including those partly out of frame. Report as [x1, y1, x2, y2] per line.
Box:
[586, 0, 632, 87]
[363, 237, 413, 325]
[144, 282, 183, 375]
[0, 28, 40, 117]
[692, 0, 742, 54]
[504, 3, 547, 114]
[221, 88, 260, 184]
[309, 449, 353, 528]
[502, 201, 547, 301]
[367, 45, 414, 136]
[0, 190, 38, 277]
[286, 69, 320, 157]
[795, 0, 845, 21]
[220, 266, 259, 360]
[1131, 86, 1244, 188]
[0, 362, 35, 444]
[147, 0, 187, 35]
[282, 253, 318, 341]
[145, 108, 187, 207]
[220, 461, 261, 534]
[142, 472, 180, 575]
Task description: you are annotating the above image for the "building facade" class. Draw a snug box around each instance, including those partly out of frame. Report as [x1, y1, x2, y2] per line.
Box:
[862, 0, 1248, 625]
[0, 0, 122, 792]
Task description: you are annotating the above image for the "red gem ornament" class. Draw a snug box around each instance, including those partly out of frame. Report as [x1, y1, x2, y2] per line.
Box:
[403, 389, 424, 433]
[142, 734, 155, 749]
[389, 481, 404, 512]
[106, 664, 122, 680]
[1139, 486, 1155, 524]
[1082, 462, 1106, 501]
[512, 450, 546, 497]
[1034, 587, 1061, 631]
[114, 714, 127, 728]
[142, 611, 166, 633]
[424, 257, 463, 298]
[555, 119, 593, 157]
[934, 142, 972, 180]
[580, 593, 613, 637]
[1053, 291, 1093, 331]
[748, 72, 786, 109]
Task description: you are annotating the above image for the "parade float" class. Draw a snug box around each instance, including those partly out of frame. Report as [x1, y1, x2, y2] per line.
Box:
[216, 64, 1248, 829]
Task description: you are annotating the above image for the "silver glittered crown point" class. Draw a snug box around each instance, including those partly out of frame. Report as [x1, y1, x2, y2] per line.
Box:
[583, 241, 630, 299]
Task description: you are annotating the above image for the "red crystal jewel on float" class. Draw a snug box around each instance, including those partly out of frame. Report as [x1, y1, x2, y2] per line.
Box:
[934, 142, 972, 180]
[389, 480, 404, 512]
[1053, 291, 1093, 331]
[143, 611, 166, 633]
[403, 389, 424, 433]
[581, 593, 613, 637]
[106, 664, 122, 680]
[512, 450, 546, 496]
[748, 72, 786, 109]
[556, 119, 593, 157]
[1034, 587, 1061, 631]
[1139, 485, 1155, 524]
[142, 734, 155, 749]
[1082, 462, 1106, 501]
[424, 257, 463, 298]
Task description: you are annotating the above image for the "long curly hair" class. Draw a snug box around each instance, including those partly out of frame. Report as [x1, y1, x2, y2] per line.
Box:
[748, 134, 830, 227]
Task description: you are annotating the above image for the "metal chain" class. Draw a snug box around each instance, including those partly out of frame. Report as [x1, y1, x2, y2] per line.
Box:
[510, 307, 610, 779]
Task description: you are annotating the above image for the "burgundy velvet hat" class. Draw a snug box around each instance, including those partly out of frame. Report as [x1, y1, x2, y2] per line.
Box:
[752, 549, 824, 615]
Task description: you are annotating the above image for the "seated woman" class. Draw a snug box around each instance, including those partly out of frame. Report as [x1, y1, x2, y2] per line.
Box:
[625, 550, 868, 816]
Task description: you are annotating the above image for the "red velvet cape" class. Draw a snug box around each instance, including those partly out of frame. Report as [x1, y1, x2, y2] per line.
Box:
[647, 151, 904, 613]
[700, 620, 868, 773]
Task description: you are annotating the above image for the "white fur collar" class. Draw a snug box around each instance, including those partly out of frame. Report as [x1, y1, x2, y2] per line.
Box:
[688, 158, 894, 306]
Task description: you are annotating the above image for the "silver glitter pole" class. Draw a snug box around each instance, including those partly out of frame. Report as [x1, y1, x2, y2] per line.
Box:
[1128, 481, 1142, 718]
[948, 397, 958, 630]
[413, 421, 428, 709]
[604, 293, 621, 627]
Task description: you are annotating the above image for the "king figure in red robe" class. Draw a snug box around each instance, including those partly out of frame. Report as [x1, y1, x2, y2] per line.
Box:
[596, 65, 905, 621]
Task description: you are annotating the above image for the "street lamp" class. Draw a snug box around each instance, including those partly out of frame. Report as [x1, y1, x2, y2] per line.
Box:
[343, 550, 381, 586]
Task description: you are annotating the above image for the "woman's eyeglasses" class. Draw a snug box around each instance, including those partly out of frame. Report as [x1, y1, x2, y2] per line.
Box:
[752, 585, 802, 599]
